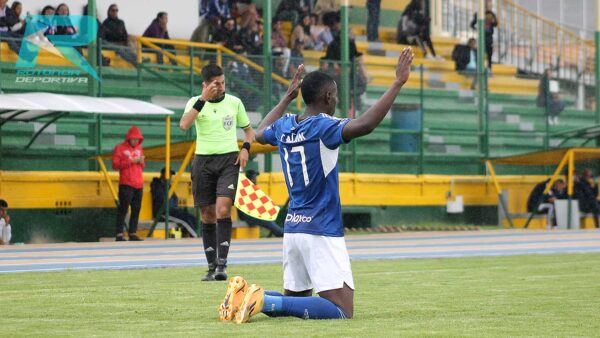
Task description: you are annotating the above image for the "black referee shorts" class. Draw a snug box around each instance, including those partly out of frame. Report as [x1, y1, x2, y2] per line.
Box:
[191, 152, 240, 207]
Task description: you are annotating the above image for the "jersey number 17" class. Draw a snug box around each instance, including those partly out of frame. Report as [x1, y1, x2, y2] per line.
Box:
[283, 145, 309, 187]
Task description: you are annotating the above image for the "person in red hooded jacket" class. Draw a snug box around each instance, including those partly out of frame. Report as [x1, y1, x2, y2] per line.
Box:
[112, 126, 145, 241]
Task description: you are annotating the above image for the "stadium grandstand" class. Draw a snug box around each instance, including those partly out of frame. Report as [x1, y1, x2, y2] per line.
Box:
[0, 0, 599, 241]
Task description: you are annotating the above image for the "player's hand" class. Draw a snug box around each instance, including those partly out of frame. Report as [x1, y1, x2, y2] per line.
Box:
[284, 64, 304, 102]
[394, 48, 414, 86]
[201, 80, 219, 101]
[3, 215, 10, 224]
[235, 148, 249, 169]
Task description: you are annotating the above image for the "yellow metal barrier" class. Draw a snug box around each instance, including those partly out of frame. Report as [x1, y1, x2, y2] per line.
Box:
[0, 171, 548, 211]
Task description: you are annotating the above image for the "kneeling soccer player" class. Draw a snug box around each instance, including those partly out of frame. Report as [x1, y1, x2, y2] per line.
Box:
[218, 48, 414, 323]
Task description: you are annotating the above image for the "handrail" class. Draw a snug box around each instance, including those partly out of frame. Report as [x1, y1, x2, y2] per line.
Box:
[137, 37, 290, 87]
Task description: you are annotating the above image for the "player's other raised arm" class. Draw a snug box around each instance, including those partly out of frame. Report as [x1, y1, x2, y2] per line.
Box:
[256, 64, 305, 144]
[342, 48, 414, 141]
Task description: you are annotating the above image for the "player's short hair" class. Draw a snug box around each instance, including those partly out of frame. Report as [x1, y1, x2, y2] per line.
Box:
[301, 71, 335, 105]
[201, 64, 224, 83]
[0, 199, 7, 208]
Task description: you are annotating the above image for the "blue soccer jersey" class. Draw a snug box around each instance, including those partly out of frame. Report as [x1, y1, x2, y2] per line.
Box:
[263, 113, 351, 237]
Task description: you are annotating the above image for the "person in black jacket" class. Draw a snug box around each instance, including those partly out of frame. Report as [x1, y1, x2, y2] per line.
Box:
[398, 0, 439, 59]
[470, 1, 497, 70]
[0, 0, 20, 53]
[99, 4, 137, 66]
[575, 169, 600, 228]
[212, 17, 242, 52]
[321, 13, 368, 112]
[452, 38, 478, 89]
[527, 179, 566, 228]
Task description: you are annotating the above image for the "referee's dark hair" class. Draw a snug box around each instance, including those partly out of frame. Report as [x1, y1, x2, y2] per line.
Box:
[201, 64, 224, 83]
[300, 71, 335, 105]
[0, 199, 7, 208]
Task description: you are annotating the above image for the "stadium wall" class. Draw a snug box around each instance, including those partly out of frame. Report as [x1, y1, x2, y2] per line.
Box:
[0, 171, 547, 243]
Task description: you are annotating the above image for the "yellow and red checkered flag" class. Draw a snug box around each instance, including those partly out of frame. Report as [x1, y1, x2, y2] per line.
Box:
[235, 172, 280, 221]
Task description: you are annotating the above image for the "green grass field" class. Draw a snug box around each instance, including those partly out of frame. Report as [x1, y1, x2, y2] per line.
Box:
[1, 253, 599, 337]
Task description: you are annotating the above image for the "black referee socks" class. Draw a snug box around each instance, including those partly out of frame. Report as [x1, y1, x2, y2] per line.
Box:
[201, 223, 216, 265]
[216, 218, 233, 261]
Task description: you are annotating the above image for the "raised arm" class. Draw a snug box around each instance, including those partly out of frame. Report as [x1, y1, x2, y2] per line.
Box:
[255, 64, 305, 144]
[179, 80, 220, 130]
[342, 48, 413, 141]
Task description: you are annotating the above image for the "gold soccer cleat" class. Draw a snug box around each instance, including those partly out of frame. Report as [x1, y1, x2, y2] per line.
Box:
[219, 276, 248, 321]
[234, 284, 264, 324]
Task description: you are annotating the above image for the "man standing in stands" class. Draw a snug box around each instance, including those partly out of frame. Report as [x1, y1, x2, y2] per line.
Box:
[112, 126, 145, 242]
[179, 64, 254, 281]
[470, 0, 497, 70]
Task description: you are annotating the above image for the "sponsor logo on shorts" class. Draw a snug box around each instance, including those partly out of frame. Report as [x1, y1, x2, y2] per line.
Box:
[285, 213, 313, 223]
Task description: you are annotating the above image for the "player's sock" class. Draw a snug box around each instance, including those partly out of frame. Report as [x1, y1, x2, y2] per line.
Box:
[201, 223, 217, 264]
[216, 218, 232, 260]
[261, 294, 348, 319]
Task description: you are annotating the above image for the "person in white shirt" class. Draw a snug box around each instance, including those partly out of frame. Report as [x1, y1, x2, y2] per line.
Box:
[0, 199, 12, 245]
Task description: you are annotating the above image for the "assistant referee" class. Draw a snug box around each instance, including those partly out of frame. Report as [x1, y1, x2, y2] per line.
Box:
[180, 64, 255, 282]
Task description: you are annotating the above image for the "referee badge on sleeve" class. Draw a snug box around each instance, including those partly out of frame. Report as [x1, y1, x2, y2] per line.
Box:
[223, 115, 233, 130]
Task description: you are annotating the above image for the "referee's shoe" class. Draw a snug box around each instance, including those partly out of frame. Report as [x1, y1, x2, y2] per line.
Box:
[201, 262, 216, 281]
[214, 258, 228, 281]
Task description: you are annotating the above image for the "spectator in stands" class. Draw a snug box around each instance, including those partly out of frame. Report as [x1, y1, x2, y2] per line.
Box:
[575, 169, 600, 228]
[207, 0, 230, 29]
[313, 0, 338, 24]
[452, 38, 478, 89]
[271, 18, 288, 52]
[99, 4, 137, 66]
[212, 17, 242, 52]
[366, 0, 381, 42]
[54, 3, 76, 35]
[112, 126, 145, 241]
[232, 0, 258, 30]
[191, 0, 211, 43]
[288, 37, 304, 77]
[0, 0, 21, 52]
[527, 178, 566, 229]
[236, 170, 284, 237]
[312, 11, 336, 52]
[10, 1, 25, 35]
[398, 0, 440, 60]
[470, 0, 497, 70]
[291, 13, 316, 50]
[321, 13, 369, 110]
[0, 199, 11, 245]
[39, 5, 56, 35]
[151, 168, 197, 236]
[143, 12, 176, 65]
[236, 19, 262, 55]
[275, 0, 308, 26]
[536, 69, 565, 125]
[82, 5, 111, 67]
[272, 18, 291, 75]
